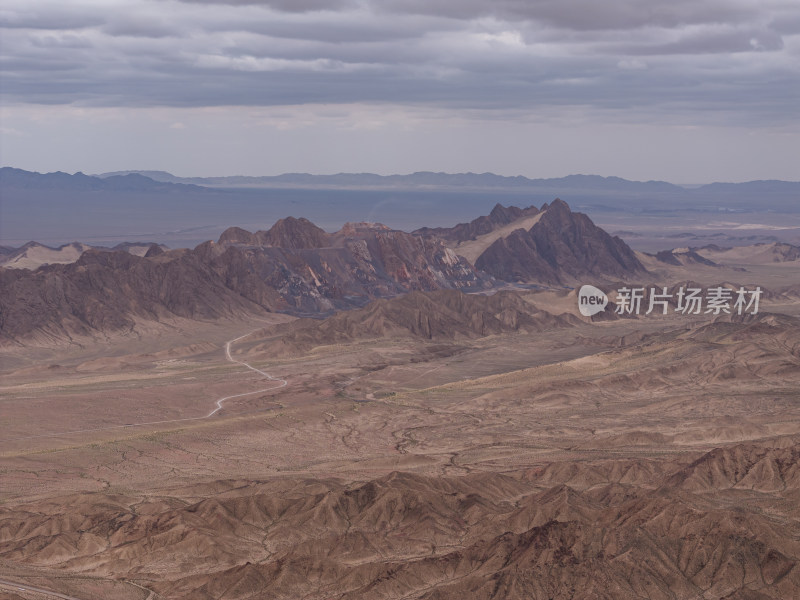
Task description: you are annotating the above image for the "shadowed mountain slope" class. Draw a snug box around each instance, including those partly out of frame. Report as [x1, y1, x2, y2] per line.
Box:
[0, 249, 270, 344]
[473, 199, 647, 284]
[0, 221, 487, 344]
[256, 289, 579, 356]
[218, 217, 331, 249]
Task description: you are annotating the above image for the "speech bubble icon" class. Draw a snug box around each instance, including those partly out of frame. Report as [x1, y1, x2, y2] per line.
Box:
[577, 284, 608, 317]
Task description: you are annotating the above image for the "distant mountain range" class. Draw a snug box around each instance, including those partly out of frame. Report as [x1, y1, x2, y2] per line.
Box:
[3, 167, 796, 204]
[2, 167, 799, 252]
[1, 167, 207, 193]
[91, 168, 799, 195]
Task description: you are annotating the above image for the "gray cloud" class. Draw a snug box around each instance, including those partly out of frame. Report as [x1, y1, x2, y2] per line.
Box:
[771, 13, 800, 35]
[102, 16, 179, 39]
[0, 9, 104, 31]
[203, 14, 454, 44]
[379, 0, 760, 30]
[616, 26, 785, 55]
[29, 33, 94, 49]
[171, 0, 358, 12]
[0, 0, 797, 130]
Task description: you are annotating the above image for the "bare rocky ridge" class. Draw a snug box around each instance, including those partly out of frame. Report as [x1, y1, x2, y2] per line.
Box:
[0, 198, 733, 345]
[218, 216, 331, 249]
[695, 242, 800, 264]
[209, 220, 487, 313]
[256, 289, 579, 356]
[1, 441, 798, 599]
[0, 249, 267, 344]
[0, 220, 486, 343]
[0, 241, 167, 270]
[414, 203, 541, 243]
[653, 248, 719, 267]
[4, 199, 794, 346]
[472, 199, 647, 284]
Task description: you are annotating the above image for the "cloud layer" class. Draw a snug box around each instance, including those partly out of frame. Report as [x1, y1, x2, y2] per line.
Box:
[1, 0, 797, 128]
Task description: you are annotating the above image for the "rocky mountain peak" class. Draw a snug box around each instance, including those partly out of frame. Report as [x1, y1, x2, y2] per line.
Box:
[474, 199, 647, 285]
[144, 243, 165, 258]
[488, 203, 523, 224]
[261, 216, 330, 249]
[218, 226, 257, 245]
[219, 218, 330, 249]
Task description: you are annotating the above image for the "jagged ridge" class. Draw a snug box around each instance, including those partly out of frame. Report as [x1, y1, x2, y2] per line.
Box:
[473, 199, 647, 284]
[2, 442, 798, 599]
[257, 289, 579, 356]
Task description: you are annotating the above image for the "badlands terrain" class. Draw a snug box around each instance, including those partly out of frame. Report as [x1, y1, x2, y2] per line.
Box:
[1, 200, 800, 599]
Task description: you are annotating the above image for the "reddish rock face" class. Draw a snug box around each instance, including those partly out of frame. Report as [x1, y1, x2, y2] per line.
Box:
[0, 200, 644, 342]
[1, 220, 488, 343]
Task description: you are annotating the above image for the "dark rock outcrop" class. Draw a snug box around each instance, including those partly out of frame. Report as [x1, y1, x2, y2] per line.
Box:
[0, 249, 267, 343]
[474, 199, 647, 284]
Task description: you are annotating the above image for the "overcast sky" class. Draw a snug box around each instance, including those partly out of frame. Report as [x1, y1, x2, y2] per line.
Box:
[1, 0, 798, 182]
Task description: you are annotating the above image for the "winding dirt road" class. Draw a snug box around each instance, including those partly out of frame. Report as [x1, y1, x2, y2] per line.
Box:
[208, 331, 288, 417]
[7, 329, 286, 441]
[0, 578, 87, 600]
[0, 578, 157, 600]
[1, 331, 281, 598]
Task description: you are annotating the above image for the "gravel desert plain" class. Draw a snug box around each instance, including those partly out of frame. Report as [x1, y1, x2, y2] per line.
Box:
[2, 195, 800, 600]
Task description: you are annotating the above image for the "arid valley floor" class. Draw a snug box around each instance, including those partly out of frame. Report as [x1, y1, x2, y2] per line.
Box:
[2, 0, 800, 588]
[2, 244, 800, 600]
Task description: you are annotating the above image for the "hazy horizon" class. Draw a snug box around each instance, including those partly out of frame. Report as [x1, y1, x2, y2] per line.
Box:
[3, 168, 799, 252]
[4, 164, 799, 187]
[2, 1, 798, 183]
